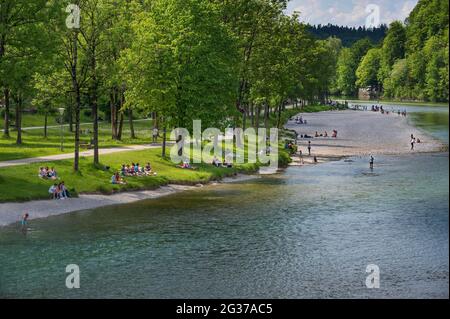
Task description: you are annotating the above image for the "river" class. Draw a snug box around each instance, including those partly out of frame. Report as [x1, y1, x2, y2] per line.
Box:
[0, 103, 448, 298]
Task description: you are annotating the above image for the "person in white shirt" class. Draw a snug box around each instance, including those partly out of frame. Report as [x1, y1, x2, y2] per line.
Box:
[152, 127, 159, 143]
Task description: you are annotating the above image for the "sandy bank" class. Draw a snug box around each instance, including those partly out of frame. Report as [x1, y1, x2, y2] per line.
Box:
[286, 110, 446, 161]
[0, 175, 259, 227]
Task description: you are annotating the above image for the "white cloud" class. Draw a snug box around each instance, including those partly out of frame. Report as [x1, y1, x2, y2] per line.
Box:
[286, 0, 418, 27]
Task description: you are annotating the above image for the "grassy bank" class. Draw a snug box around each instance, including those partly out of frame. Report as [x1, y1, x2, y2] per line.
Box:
[0, 147, 272, 202]
[0, 144, 292, 203]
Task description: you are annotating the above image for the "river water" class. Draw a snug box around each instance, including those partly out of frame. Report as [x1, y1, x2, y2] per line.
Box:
[0, 103, 448, 299]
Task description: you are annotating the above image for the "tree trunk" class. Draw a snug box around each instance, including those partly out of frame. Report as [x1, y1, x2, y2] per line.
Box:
[71, 30, 81, 172]
[44, 111, 48, 138]
[264, 103, 269, 129]
[92, 88, 99, 165]
[255, 105, 260, 128]
[69, 97, 74, 132]
[242, 109, 247, 132]
[129, 108, 136, 139]
[15, 94, 22, 145]
[3, 88, 10, 137]
[91, 59, 99, 165]
[250, 102, 254, 127]
[162, 123, 167, 158]
[276, 99, 284, 129]
[110, 88, 117, 139]
[117, 111, 124, 140]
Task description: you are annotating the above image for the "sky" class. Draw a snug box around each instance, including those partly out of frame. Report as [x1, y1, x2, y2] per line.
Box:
[286, 0, 418, 27]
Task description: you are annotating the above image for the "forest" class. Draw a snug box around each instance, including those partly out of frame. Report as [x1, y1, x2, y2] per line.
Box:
[333, 0, 449, 102]
[307, 24, 387, 47]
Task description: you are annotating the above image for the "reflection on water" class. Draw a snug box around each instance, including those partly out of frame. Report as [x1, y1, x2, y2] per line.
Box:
[0, 153, 448, 298]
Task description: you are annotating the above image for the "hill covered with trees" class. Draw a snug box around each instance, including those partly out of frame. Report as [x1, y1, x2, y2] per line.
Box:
[307, 24, 387, 47]
[333, 0, 449, 102]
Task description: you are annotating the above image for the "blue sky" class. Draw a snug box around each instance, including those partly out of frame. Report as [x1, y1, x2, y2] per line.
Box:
[286, 0, 418, 27]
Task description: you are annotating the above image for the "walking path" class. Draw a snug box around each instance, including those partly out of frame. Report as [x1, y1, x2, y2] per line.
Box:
[21, 118, 152, 131]
[0, 143, 163, 168]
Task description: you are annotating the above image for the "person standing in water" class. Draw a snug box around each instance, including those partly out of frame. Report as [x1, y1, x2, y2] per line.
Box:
[370, 156, 374, 170]
[411, 135, 416, 150]
[307, 141, 311, 156]
[21, 213, 29, 232]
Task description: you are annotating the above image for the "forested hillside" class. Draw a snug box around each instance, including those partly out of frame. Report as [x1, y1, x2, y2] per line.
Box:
[333, 0, 449, 102]
[307, 24, 387, 47]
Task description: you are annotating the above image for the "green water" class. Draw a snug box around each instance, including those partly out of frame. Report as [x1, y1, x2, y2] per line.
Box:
[0, 104, 448, 299]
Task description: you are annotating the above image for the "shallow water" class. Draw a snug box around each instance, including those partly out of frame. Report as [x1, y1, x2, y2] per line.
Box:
[0, 105, 448, 299]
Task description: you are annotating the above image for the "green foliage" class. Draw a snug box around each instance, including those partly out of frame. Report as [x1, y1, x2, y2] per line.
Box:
[335, 38, 373, 96]
[307, 24, 387, 47]
[356, 0, 449, 102]
[356, 48, 381, 88]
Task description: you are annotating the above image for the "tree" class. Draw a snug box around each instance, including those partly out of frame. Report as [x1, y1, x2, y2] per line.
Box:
[378, 21, 406, 88]
[0, 0, 50, 137]
[122, 0, 239, 158]
[356, 48, 381, 89]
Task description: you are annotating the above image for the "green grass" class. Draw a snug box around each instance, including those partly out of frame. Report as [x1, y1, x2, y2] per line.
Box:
[20, 113, 92, 128]
[0, 147, 269, 202]
[0, 119, 157, 161]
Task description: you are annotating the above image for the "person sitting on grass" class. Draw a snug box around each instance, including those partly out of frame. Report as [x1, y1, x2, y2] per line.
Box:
[49, 183, 58, 199]
[58, 181, 70, 199]
[126, 164, 135, 176]
[121, 164, 128, 177]
[212, 156, 222, 167]
[134, 163, 140, 176]
[112, 172, 127, 185]
[39, 167, 47, 179]
[47, 167, 58, 180]
[144, 162, 157, 176]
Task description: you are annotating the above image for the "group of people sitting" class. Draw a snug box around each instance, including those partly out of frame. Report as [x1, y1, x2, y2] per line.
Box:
[300, 130, 338, 139]
[284, 141, 298, 154]
[314, 130, 338, 138]
[410, 134, 422, 150]
[120, 162, 157, 177]
[38, 167, 58, 180]
[212, 156, 233, 168]
[293, 116, 307, 125]
[111, 162, 157, 185]
[48, 181, 70, 200]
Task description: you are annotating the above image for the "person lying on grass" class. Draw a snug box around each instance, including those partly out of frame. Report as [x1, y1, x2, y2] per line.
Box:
[212, 156, 234, 168]
[176, 160, 198, 170]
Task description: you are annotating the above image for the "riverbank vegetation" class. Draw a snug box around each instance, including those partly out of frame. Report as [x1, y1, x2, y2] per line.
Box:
[0, 0, 341, 171]
[0, 145, 288, 202]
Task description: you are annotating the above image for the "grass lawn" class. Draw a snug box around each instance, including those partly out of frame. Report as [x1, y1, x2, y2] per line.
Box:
[0, 119, 157, 161]
[0, 147, 270, 202]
